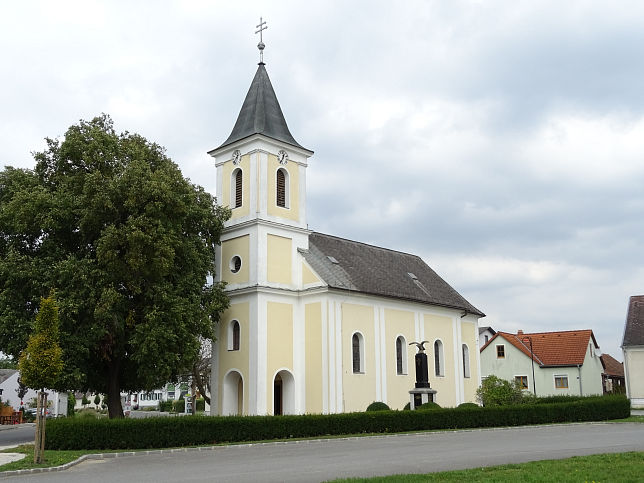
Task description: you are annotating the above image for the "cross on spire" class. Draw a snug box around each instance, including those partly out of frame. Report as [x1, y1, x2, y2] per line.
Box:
[255, 17, 268, 64]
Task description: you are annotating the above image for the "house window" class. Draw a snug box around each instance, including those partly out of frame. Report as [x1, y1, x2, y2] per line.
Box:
[352, 332, 364, 373]
[395, 336, 407, 375]
[462, 344, 470, 378]
[228, 320, 240, 351]
[231, 168, 243, 208]
[555, 375, 569, 389]
[515, 375, 528, 389]
[434, 340, 444, 376]
[484, 335, 489, 344]
[496, 345, 505, 359]
[276, 168, 289, 208]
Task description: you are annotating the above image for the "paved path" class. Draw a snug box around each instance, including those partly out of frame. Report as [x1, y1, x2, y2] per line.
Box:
[3, 422, 643, 482]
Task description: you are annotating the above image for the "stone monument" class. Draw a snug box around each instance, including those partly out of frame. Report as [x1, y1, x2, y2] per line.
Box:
[408, 341, 437, 409]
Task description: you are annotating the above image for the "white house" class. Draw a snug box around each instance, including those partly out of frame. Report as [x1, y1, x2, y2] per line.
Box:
[622, 295, 644, 408]
[209, 44, 485, 416]
[480, 330, 604, 397]
[0, 369, 67, 417]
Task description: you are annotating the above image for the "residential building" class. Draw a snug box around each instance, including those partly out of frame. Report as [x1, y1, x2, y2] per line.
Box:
[0, 369, 67, 416]
[209, 48, 485, 415]
[480, 330, 604, 397]
[622, 295, 644, 408]
[479, 326, 496, 349]
[600, 353, 625, 394]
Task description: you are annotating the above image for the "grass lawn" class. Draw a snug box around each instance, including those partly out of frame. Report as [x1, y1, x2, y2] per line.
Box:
[332, 452, 644, 482]
[0, 444, 114, 472]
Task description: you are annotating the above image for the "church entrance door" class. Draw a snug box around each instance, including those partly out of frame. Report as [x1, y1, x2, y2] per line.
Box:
[274, 374, 283, 415]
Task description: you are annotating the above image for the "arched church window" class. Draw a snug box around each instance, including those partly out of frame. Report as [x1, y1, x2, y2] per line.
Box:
[462, 344, 470, 378]
[228, 320, 240, 351]
[352, 332, 364, 373]
[396, 335, 407, 375]
[231, 168, 243, 208]
[434, 340, 444, 377]
[276, 168, 289, 208]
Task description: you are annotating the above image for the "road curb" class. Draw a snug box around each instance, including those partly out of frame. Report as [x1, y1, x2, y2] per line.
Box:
[0, 420, 635, 477]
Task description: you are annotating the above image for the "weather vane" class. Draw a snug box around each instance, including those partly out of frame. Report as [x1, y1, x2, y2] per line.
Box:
[255, 17, 267, 63]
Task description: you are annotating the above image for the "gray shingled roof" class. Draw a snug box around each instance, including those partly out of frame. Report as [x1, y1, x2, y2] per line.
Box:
[215, 63, 310, 152]
[623, 295, 644, 347]
[0, 369, 17, 384]
[302, 232, 484, 317]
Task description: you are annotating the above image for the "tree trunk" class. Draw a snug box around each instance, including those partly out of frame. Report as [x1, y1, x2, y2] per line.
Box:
[192, 367, 210, 405]
[39, 392, 47, 459]
[33, 391, 42, 463]
[106, 360, 124, 419]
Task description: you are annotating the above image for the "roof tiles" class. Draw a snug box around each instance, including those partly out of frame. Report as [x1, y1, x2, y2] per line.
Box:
[622, 295, 644, 347]
[482, 329, 597, 367]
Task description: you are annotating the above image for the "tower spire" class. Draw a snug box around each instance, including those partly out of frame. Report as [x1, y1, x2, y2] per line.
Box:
[255, 17, 267, 64]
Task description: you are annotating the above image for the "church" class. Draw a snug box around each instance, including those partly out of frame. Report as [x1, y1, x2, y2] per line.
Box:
[209, 40, 484, 416]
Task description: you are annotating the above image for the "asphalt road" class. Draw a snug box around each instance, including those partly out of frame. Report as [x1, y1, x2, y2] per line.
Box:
[3, 422, 643, 482]
[0, 425, 34, 449]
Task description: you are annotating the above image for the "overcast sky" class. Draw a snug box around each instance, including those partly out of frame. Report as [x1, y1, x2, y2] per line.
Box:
[2, 1, 642, 360]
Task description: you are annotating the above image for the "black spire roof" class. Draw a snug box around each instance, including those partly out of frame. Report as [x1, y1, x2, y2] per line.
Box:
[215, 63, 310, 153]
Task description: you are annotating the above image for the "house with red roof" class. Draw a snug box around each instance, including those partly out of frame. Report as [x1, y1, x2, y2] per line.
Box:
[622, 295, 644, 408]
[480, 329, 604, 397]
[600, 353, 625, 394]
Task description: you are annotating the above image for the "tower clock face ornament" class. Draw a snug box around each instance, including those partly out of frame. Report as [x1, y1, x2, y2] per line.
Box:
[232, 149, 242, 165]
[278, 149, 288, 164]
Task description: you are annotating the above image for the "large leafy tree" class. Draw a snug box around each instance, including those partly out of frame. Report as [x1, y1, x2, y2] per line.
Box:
[0, 114, 229, 417]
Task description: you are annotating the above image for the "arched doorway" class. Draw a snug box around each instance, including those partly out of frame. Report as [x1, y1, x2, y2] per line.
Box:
[222, 370, 243, 416]
[273, 370, 295, 415]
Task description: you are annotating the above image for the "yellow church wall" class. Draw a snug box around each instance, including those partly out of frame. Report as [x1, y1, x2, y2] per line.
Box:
[220, 235, 250, 285]
[423, 313, 457, 407]
[218, 302, 249, 412]
[302, 261, 321, 285]
[266, 301, 294, 412]
[461, 322, 479, 403]
[267, 234, 292, 284]
[341, 303, 376, 412]
[384, 308, 416, 410]
[267, 153, 300, 221]
[305, 302, 323, 413]
[221, 154, 250, 219]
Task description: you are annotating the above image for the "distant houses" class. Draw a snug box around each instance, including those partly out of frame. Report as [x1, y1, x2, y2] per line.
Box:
[622, 295, 644, 408]
[480, 329, 604, 397]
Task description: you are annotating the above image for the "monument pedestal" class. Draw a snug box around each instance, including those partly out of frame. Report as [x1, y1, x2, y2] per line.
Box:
[409, 387, 437, 410]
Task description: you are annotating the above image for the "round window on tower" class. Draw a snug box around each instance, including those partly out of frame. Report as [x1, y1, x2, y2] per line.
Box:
[230, 256, 242, 274]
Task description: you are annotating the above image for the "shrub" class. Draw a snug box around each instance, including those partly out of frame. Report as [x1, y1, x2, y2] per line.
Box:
[45, 395, 629, 451]
[457, 402, 480, 409]
[403, 402, 411, 410]
[173, 398, 185, 413]
[159, 400, 173, 412]
[366, 402, 390, 412]
[196, 398, 206, 412]
[417, 402, 441, 410]
[67, 393, 76, 416]
[476, 375, 524, 406]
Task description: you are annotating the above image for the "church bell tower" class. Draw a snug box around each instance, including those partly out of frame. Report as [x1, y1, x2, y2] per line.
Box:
[209, 20, 314, 415]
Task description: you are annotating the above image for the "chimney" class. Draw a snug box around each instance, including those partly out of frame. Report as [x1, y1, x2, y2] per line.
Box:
[517, 330, 524, 335]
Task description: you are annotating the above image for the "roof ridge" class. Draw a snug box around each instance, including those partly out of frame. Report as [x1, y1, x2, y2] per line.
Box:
[312, 231, 424, 261]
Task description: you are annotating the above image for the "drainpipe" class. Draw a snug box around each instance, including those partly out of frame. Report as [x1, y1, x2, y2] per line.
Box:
[577, 364, 583, 396]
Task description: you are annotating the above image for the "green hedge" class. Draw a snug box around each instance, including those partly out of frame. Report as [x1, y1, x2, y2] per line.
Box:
[45, 395, 629, 451]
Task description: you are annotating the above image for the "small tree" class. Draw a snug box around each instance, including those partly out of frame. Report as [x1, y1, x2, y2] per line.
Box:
[81, 394, 89, 408]
[93, 394, 101, 407]
[18, 292, 63, 463]
[476, 375, 524, 406]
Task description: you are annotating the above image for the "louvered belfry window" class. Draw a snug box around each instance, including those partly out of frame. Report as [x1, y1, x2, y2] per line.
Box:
[235, 169, 242, 208]
[276, 169, 286, 207]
